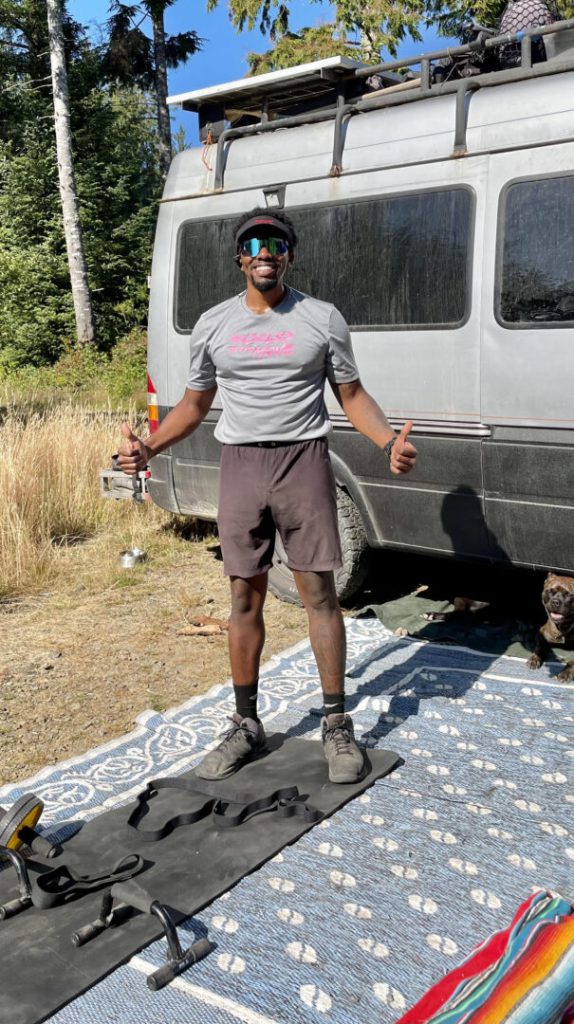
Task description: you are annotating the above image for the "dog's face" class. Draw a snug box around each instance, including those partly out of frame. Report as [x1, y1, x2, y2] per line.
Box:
[542, 573, 574, 635]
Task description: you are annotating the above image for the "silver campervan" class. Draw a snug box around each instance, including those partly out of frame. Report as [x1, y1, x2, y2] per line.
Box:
[120, 21, 574, 603]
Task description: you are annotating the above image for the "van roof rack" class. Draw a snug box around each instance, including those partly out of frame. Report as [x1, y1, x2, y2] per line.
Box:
[168, 19, 574, 190]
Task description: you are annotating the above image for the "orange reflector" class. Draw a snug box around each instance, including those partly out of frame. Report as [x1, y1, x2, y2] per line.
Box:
[147, 373, 159, 433]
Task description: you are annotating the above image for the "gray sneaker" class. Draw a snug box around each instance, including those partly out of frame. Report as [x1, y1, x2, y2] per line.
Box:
[195, 713, 267, 780]
[321, 713, 365, 784]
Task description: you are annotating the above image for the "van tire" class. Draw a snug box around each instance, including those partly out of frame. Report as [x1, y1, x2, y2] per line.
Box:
[268, 488, 370, 606]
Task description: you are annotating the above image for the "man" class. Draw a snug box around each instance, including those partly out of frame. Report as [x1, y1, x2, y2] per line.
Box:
[118, 207, 417, 784]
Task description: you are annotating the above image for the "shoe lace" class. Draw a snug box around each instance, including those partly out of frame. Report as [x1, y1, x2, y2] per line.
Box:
[325, 722, 352, 755]
[220, 717, 254, 747]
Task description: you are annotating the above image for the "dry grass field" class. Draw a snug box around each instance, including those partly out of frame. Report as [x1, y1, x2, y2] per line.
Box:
[0, 400, 308, 786]
[0, 399, 146, 598]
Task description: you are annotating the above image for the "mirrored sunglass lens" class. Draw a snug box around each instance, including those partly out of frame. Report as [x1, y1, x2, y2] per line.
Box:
[241, 238, 287, 256]
[266, 238, 288, 255]
[243, 239, 261, 256]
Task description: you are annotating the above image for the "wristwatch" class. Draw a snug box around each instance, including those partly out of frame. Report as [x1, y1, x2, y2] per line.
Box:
[383, 437, 397, 463]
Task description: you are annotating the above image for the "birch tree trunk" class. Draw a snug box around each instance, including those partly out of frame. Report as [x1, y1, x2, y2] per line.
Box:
[46, 0, 95, 346]
[151, 8, 172, 181]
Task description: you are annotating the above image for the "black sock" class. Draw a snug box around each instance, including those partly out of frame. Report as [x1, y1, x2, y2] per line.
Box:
[323, 692, 345, 718]
[234, 682, 259, 721]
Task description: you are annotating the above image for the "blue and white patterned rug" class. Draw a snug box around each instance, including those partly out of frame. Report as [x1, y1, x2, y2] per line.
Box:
[1, 619, 573, 1024]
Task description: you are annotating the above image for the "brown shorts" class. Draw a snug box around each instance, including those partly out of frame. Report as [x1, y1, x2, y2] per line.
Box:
[217, 438, 342, 578]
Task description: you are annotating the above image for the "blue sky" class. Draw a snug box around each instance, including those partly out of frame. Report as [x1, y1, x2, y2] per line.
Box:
[68, 0, 449, 144]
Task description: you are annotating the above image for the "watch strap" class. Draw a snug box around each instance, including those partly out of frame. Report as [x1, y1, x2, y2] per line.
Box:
[383, 437, 397, 463]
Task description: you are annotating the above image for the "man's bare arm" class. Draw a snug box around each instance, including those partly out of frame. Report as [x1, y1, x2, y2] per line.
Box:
[117, 386, 217, 474]
[330, 379, 417, 476]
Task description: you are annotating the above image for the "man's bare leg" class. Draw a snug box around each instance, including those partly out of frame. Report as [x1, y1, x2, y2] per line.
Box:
[194, 572, 268, 779]
[292, 569, 346, 696]
[293, 568, 363, 782]
[228, 572, 268, 691]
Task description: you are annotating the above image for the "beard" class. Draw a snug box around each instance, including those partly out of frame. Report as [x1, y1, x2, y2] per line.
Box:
[252, 276, 278, 292]
[249, 262, 281, 292]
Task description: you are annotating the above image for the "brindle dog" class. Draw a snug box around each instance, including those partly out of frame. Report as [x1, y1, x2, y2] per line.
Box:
[528, 572, 574, 682]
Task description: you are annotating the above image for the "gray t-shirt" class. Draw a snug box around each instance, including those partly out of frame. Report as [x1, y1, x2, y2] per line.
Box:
[186, 287, 359, 444]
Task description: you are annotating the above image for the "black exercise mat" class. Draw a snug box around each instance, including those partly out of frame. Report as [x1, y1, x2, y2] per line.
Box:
[0, 734, 400, 1024]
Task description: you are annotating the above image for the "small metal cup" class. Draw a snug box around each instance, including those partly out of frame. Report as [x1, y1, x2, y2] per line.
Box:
[119, 548, 147, 569]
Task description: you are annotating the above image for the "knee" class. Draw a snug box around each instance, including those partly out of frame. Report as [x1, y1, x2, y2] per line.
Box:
[231, 597, 262, 622]
[307, 593, 340, 617]
[295, 571, 339, 615]
[230, 578, 266, 620]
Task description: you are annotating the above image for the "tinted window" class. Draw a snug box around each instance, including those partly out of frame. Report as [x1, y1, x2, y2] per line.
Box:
[499, 175, 574, 326]
[176, 217, 238, 330]
[175, 189, 472, 331]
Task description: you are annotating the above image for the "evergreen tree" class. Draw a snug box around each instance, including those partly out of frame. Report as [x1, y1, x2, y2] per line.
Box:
[73, 86, 161, 352]
[0, 0, 161, 368]
[0, 123, 76, 368]
[104, 1, 203, 179]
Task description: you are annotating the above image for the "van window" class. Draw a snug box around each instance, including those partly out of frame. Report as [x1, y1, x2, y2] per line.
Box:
[498, 174, 574, 326]
[175, 188, 472, 332]
[176, 217, 237, 331]
[288, 190, 472, 329]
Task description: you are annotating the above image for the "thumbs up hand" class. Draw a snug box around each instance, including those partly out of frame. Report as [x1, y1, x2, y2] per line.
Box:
[388, 420, 417, 476]
[116, 422, 150, 475]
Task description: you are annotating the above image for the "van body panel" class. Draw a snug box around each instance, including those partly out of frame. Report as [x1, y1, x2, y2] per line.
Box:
[482, 439, 574, 567]
[483, 442, 574, 501]
[161, 147, 210, 201]
[147, 452, 179, 513]
[364, 485, 492, 558]
[170, 417, 220, 517]
[466, 73, 574, 152]
[169, 158, 487, 427]
[172, 456, 220, 517]
[328, 430, 488, 555]
[329, 431, 483, 492]
[485, 500, 573, 570]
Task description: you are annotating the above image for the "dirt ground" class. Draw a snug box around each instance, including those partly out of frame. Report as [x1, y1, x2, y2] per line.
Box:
[0, 536, 308, 787]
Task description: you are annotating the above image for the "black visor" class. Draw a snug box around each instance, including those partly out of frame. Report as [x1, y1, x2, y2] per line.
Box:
[235, 215, 295, 248]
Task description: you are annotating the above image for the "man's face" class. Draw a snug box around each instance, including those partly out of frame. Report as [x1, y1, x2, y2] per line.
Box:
[237, 234, 294, 293]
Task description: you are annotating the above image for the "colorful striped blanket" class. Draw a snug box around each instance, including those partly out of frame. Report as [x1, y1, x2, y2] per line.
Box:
[397, 890, 574, 1024]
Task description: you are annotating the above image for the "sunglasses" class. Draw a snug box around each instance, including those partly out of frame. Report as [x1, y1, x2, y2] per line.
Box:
[239, 237, 289, 257]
